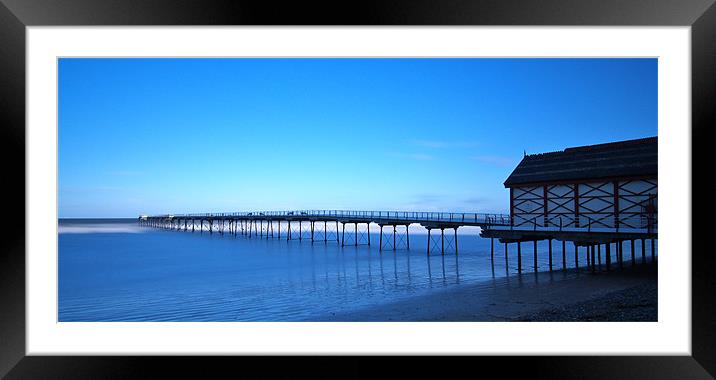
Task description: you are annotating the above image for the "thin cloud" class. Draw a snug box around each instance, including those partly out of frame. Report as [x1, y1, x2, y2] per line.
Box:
[413, 193, 441, 203]
[406, 153, 434, 161]
[470, 155, 517, 167]
[463, 196, 489, 205]
[410, 139, 479, 149]
[389, 152, 435, 161]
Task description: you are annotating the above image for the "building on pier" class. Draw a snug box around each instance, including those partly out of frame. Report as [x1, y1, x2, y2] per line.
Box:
[481, 136, 658, 272]
[494, 136, 657, 234]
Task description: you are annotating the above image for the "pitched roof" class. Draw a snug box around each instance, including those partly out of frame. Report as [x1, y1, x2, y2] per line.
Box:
[503, 137, 657, 187]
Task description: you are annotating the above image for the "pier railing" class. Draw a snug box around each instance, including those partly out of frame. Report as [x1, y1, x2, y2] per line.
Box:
[146, 210, 512, 225]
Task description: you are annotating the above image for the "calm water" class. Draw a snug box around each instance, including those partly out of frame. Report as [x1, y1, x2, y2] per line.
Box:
[58, 218, 656, 321]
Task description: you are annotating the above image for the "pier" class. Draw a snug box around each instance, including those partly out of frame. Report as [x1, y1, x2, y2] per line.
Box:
[140, 137, 658, 274]
[139, 210, 507, 255]
[139, 209, 657, 274]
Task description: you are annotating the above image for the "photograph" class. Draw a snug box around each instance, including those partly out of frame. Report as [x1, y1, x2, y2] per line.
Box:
[4, 0, 714, 375]
[58, 57, 658, 322]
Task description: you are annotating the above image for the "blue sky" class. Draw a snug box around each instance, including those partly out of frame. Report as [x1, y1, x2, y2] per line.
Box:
[58, 58, 657, 218]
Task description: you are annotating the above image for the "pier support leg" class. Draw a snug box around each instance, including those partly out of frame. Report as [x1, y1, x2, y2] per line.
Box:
[287, 221, 291, 241]
[406, 226, 410, 250]
[574, 242, 579, 270]
[651, 239, 656, 263]
[379, 226, 383, 252]
[562, 240, 566, 270]
[606, 243, 611, 271]
[586, 243, 590, 267]
[341, 223, 345, 247]
[299, 221, 303, 241]
[641, 238, 646, 263]
[504, 242, 508, 268]
[517, 241, 522, 273]
[533, 240, 538, 272]
[548, 239, 552, 271]
[591, 245, 596, 273]
[311, 221, 314, 243]
[393, 225, 396, 251]
[354, 223, 358, 246]
[618, 240, 624, 269]
[324, 221, 327, 243]
[441, 228, 445, 255]
[336, 221, 339, 243]
[490, 238, 494, 263]
[630, 239, 635, 266]
[454, 228, 458, 255]
[427, 228, 431, 255]
[367, 223, 370, 246]
[598, 244, 602, 268]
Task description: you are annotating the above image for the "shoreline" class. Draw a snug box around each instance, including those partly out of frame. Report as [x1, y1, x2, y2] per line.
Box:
[313, 263, 657, 322]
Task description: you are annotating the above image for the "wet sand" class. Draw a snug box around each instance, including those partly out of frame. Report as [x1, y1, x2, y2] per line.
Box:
[316, 264, 657, 322]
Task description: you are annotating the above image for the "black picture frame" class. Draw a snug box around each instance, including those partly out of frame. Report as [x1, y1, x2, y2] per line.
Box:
[1, 0, 714, 378]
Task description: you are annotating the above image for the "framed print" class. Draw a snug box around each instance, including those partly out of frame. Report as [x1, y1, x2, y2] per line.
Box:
[2, 0, 715, 377]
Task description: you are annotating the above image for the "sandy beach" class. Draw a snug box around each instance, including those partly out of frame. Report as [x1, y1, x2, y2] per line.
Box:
[316, 263, 657, 322]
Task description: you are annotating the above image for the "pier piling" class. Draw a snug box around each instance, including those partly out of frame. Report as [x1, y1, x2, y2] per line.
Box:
[517, 241, 522, 273]
[490, 238, 494, 263]
[574, 242, 579, 270]
[630, 239, 635, 266]
[504, 242, 508, 266]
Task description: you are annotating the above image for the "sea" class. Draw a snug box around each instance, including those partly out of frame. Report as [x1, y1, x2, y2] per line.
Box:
[58, 218, 656, 321]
